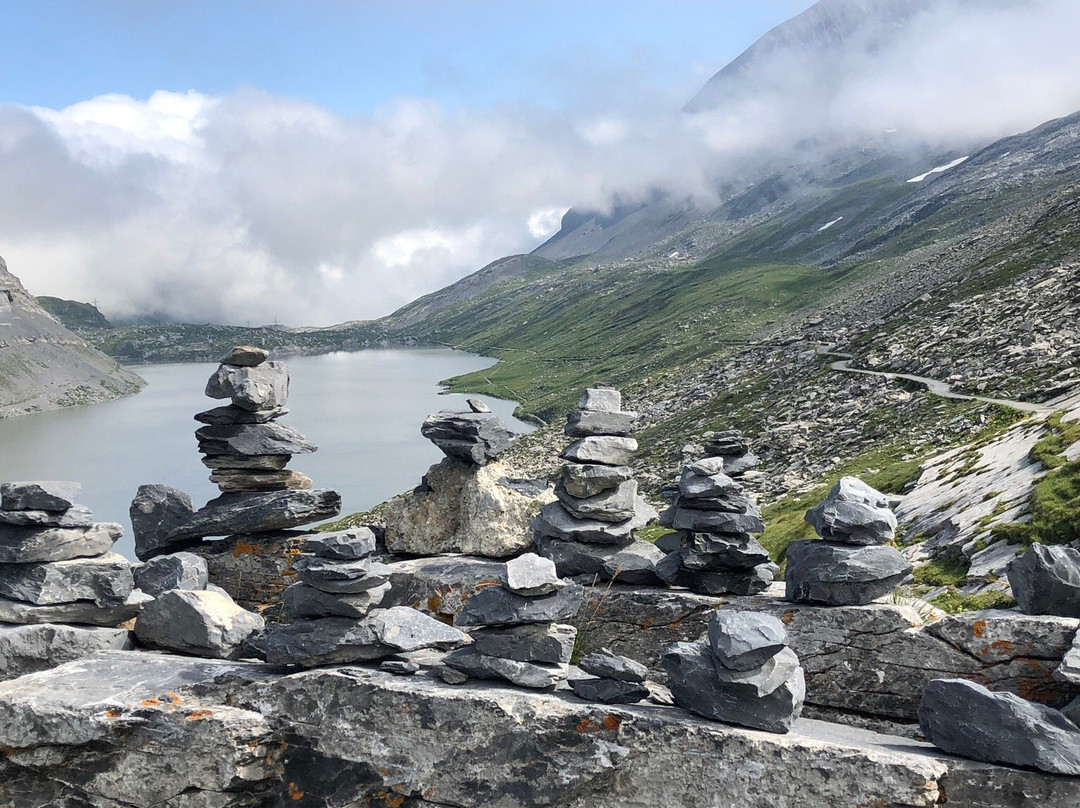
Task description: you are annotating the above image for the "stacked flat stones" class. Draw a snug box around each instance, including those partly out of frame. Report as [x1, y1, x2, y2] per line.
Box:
[421, 398, 516, 465]
[130, 346, 341, 560]
[786, 477, 912, 606]
[570, 648, 650, 704]
[533, 387, 661, 583]
[655, 454, 776, 595]
[661, 611, 805, 734]
[0, 482, 143, 626]
[257, 528, 466, 667]
[703, 429, 760, 477]
[445, 553, 584, 688]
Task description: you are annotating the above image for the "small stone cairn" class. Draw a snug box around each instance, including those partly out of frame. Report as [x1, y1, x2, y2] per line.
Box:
[785, 477, 912, 605]
[129, 346, 342, 561]
[654, 440, 777, 595]
[0, 481, 143, 627]
[256, 528, 467, 667]
[533, 386, 661, 583]
[444, 553, 584, 688]
[661, 611, 806, 734]
[420, 398, 517, 466]
[570, 648, 651, 704]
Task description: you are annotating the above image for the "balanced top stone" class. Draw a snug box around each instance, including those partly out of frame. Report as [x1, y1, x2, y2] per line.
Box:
[579, 386, 621, 412]
[707, 611, 788, 672]
[504, 553, 560, 596]
[421, 411, 516, 466]
[466, 398, 491, 413]
[805, 476, 897, 545]
[1, 482, 81, 513]
[205, 362, 289, 412]
[221, 345, 269, 367]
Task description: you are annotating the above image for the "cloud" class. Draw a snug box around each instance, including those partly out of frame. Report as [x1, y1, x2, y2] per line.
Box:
[1, 0, 1079, 326]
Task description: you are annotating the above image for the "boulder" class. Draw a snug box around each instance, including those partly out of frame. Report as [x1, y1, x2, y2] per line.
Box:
[132, 552, 208, 596]
[129, 484, 197, 561]
[283, 581, 389, 619]
[555, 479, 638, 523]
[293, 556, 392, 594]
[208, 469, 313, 492]
[1006, 543, 1080, 617]
[135, 589, 263, 660]
[671, 506, 764, 534]
[534, 536, 663, 584]
[383, 458, 552, 557]
[456, 582, 586, 627]
[532, 499, 656, 546]
[221, 345, 269, 367]
[579, 648, 648, 683]
[442, 646, 568, 688]
[504, 552, 560, 596]
[420, 411, 516, 465]
[0, 624, 133, 681]
[204, 361, 289, 412]
[564, 410, 638, 438]
[196, 422, 317, 456]
[918, 678, 1080, 776]
[785, 541, 912, 606]
[471, 623, 576, 664]
[194, 405, 289, 426]
[805, 477, 898, 545]
[0, 481, 81, 512]
[0, 590, 149, 626]
[569, 676, 649, 704]
[708, 611, 789, 672]
[304, 527, 377, 560]
[0, 552, 133, 607]
[579, 386, 621, 412]
[0, 522, 120, 564]
[561, 463, 633, 499]
[0, 504, 94, 528]
[560, 436, 637, 466]
[166, 489, 342, 541]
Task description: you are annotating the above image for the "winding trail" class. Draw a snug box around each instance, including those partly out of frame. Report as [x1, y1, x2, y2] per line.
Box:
[815, 346, 1055, 415]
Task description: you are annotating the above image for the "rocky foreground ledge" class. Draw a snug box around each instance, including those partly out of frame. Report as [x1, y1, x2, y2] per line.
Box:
[0, 651, 1075, 808]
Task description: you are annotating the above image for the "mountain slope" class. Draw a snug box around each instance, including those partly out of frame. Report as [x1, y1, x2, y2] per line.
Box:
[0, 257, 145, 418]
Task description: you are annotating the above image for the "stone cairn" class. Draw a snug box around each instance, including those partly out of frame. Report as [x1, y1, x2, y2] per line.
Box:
[130, 346, 342, 563]
[444, 553, 585, 688]
[0, 482, 142, 628]
[785, 477, 912, 605]
[661, 611, 806, 734]
[533, 386, 661, 584]
[654, 437, 777, 595]
[255, 527, 467, 668]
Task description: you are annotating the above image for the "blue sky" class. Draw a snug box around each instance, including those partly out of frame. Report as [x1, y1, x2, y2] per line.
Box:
[1, 1, 816, 113]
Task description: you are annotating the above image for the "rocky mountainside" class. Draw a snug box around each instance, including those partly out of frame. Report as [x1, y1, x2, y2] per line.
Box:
[34, 296, 113, 331]
[0, 257, 145, 418]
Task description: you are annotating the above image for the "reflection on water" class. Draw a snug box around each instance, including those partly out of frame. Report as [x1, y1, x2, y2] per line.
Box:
[0, 349, 532, 559]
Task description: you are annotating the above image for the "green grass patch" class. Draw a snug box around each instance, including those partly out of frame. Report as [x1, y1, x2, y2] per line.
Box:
[912, 557, 970, 588]
[929, 588, 1018, 614]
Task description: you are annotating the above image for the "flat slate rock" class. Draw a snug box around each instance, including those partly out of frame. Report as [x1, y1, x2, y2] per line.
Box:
[1056, 640, 1080, 686]
[304, 527, 377, 560]
[919, 678, 1080, 776]
[708, 611, 789, 672]
[196, 422, 317, 457]
[0, 481, 81, 512]
[561, 463, 633, 499]
[579, 387, 621, 412]
[456, 582, 586, 627]
[420, 411, 516, 465]
[661, 641, 805, 734]
[130, 484, 197, 561]
[713, 647, 802, 699]
[532, 499, 655, 546]
[601, 540, 666, 585]
[656, 553, 777, 596]
[256, 618, 389, 666]
[785, 541, 913, 606]
[294, 556, 392, 594]
[205, 361, 290, 412]
[671, 505, 764, 535]
[555, 479, 638, 523]
[132, 552, 208, 597]
[0, 624, 133, 681]
[681, 532, 771, 570]
[0, 590, 149, 627]
[221, 345, 269, 367]
[0, 552, 133, 607]
[570, 675, 649, 704]
[1006, 543, 1080, 618]
[368, 606, 467, 653]
[0, 505, 94, 528]
[166, 489, 342, 541]
[0, 522, 121, 564]
[805, 477, 897, 545]
[560, 436, 638, 467]
[504, 552, 561, 596]
[195, 405, 289, 426]
[471, 623, 577, 664]
[579, 648, 648, 683]
[134, 589, 264, 660]
[209, 469, 313, 493]
[564, 409, 638, 438]
[283, 581, 389, 619]
[679, 467, 741, 500]
[380, 660, 420, 675]
[534, 536, 664, 585]
[443, 646, 568, 689]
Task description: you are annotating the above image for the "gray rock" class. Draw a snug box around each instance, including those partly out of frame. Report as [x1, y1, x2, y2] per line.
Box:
[654, 531, 683, 553]
[564, 409, 638, 438]
[0, 590, 148, 626]
[1065, 697, 1080, 728]
[221, 345, 269, 367]
[381, 659, 420, 675]
[688, 457, 727, 476]
[256, 618, 387, 666]
[504, 552, 561, 596]
[721, 453, 760, 477]
[166, 489, 342, 541]
[806, 477, 898, 545]
[209, 468, 313, 492]
[369, 606, 467, 652]
[785, 541, 913, 606]
[0, 504, 94, 528]
[466, 398, 491, 413]
[439, 665, 469, 684]
[671, 505, 764, 534]
[201, 453, 291, 469]
[305, 527, 377, 560]
[283, 581, 389, 619]
[579, 648, 648, 683]
[534, 536, 663, 584]
[601, 540, 666, 585]
[662, 641, 805, 734]
[132, 552, 208, 596]
[294, 556, 392, 594]
[130, 484, 197, 561]
[532, 499, 656, 546]
[196, 422, 317, 457]
[443, 646, 568, 688]
[682, 532, 772, 569]
[472, 622, 577, 664]
[0, 481, 81, 512]
[205, 361, 289, 411]
[1006, 543, 1080, 617]
[919, 678, 1080, 776]
[561, 463, 633, 499]
[0, 624, 133, 681]
[714, 647, 802, 699]
[134, 589, 264, 660]
[560, 436, 637, 466]
[420, 411, 516, 465]
[690, 564, 777, 596]
[457, 582, 586, 627]
[679, 467, 741, 500]
[555, 479, 638, 523]
[569, 676, 649, 704]
[704, 431, 750, 457]
[0, 522, 120, 564]
[195, 405, 289, 426]
[1056, 638, 1080, 686]
[708, 611, 789, 671]
[0, 552, 133, 607]
[579, 386, 621, 412]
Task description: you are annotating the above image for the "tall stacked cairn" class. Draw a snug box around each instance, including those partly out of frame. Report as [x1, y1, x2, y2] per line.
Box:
[130, 345, 341, 564]
[785, 477, 912, 605]
[255, 528, 467, 668]
[533, 386, 661, 583]
[654, 449, 777, 595]
[444, 553, 584, 688]
[661, 611, 805, 734]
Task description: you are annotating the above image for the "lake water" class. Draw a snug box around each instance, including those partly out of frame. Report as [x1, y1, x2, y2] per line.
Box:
[0, 349, 532, 560]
